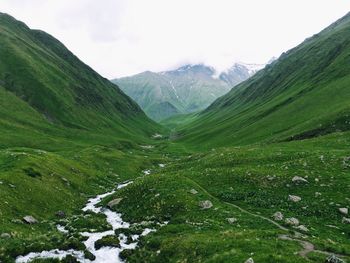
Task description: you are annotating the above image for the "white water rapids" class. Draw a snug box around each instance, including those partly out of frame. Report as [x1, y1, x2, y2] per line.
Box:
[15, 181, 164, 263]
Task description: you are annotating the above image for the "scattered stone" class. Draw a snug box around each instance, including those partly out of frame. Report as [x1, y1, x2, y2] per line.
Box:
[325, 254, 345, 263]
[292, 176, 308, 183]
[0, 233, 11, 239]
[295, 225, 309, 232]
[199, 200, 213, 209]
[266, 175, 275, 181]
[244, 258, 254, 263]
[338, 208, 348, 215]
[273, 212, 284, 221]
[107, 198, 123, 208]
[152, 133, 163, 139]
[189, 189, 198, 195]
[285, 217, 299, 226]
[342, 217, 350, 224]
[55, 211, 66, 218]
[288, 195, 301, 202]
[227, 217, 237, 224]
[23, 215, 38, 224]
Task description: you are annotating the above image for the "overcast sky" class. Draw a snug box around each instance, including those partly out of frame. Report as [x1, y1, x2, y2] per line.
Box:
[1, 0, 349, 78]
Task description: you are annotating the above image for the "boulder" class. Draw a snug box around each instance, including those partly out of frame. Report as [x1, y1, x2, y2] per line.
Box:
[273, 212, 283, 221]
[199, 200, 213, 209]
[244, 258, 254, 263]
[189, 189, 198, 195]
[288, 195, 301, 202]
[325, 254, 345, 263]
[295, 225, 309, 232]
[338, 208, 348, 215]
[23, 216, 38, 224]
[342, 217, 350, 224]
[107, 198, 123, 208]
[227, 217, 237, 224]
[285, 217, 299, 226]
[292, 176, 308, 183]
[0, 233, 11, 239]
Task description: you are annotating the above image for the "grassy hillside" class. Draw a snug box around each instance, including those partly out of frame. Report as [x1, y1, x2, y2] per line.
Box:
[175, 12, 350, 149]
[109, 132, 350, 262]
[0, 13, 164, 262]
[0, 13, 160, 148]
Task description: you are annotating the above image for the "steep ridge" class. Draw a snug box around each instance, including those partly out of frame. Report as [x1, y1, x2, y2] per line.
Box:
[177, 12, 350, 148]
[0, 13, 159, 149]
[112, 63, 263, 121]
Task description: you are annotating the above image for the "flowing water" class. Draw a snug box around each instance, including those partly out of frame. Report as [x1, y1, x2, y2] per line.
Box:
[16, 180, 165, 263]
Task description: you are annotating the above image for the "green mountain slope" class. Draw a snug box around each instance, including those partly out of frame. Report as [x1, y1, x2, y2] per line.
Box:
[177, 12, 350, 149]
[112, 63, 263, 121]
[0, 13, 164, 261]
[0, 13, 159, 149]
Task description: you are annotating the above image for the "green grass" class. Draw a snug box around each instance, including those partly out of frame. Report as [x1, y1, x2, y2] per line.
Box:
[110, 132, 350, 262]
[1, 11, 350, 263]
[172, 12, 350, 150]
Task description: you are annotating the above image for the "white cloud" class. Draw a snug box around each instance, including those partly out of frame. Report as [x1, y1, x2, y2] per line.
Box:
[1, 0, 349, 78]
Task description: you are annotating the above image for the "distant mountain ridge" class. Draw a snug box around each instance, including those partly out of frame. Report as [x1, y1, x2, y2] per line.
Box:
[112, 62, 265, 121]
[176, 11, 350, 148]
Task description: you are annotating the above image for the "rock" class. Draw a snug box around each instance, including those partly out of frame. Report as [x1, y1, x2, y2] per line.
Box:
[107, 198, 123, 208]
[189, 189, 198, 195]
[315, 192, 322, 197]
[244, 258, 254, 263]
[227, 217, 237, 224]
[199, 200, 213, 209]
[325, 254, 345, 263]
[55, 211, 66, 218]
[0, 233, 11, 239]
[342, 217, 350, 224]
[266, 175, 275, 181]
[285, 217, 299, 226]
[295, 225, 309, 232]
[338, 208, 348, 215]
[23, 215, 38, 224]
[273, 212, 283, 221]
[288, 195, 301, 202]
[292, 176, 308, 183]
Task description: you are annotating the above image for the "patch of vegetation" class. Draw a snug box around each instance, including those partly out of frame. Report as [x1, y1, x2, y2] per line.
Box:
[95, 235, 120, 250]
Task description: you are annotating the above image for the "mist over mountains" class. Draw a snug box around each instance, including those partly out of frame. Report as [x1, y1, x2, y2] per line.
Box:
[112, 62, 265, 121]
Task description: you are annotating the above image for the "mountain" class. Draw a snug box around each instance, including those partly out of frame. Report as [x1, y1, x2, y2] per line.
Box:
[0, 13, 159, 149]
[112, 62, 264, 121]
[176, 12, 350, 149]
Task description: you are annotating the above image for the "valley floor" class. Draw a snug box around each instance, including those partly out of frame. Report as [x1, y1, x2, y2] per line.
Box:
[1, 132, 350, 262]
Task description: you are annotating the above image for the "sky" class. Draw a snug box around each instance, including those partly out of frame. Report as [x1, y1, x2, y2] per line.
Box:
[1, 0, 349, 78]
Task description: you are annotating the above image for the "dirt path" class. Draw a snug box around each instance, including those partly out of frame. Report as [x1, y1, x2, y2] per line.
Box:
[183, 175, 348, 261]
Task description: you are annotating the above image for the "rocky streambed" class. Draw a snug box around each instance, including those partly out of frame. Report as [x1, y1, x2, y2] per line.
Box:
[16, 181, 167, 263]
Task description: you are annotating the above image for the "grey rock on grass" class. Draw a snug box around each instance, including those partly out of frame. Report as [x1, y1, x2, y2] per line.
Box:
[107, 198, 123, 208]
[199, 200, 213, 209]
[285, 217, 299, 226]
[338, 208, 348, 215]
[273, 212, 283, 221]
[23, 215, 38, 224]
[288, 195, 301, 202]
[227, 217, 237, 224]
[292, 176, 308, 183]
[189, 189, 198, 195]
